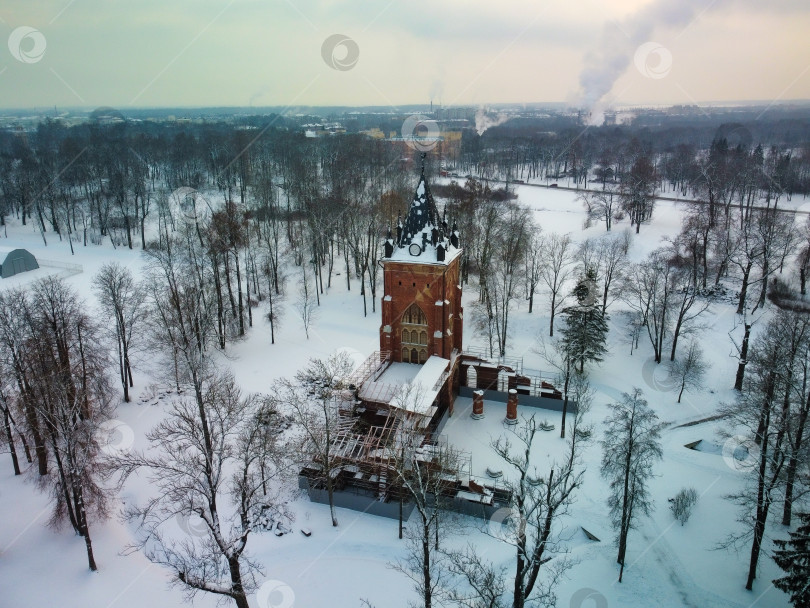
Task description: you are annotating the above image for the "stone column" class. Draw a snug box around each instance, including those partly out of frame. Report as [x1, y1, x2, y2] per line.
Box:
[505, 389, 518, 425]
[471, 390, 484, 419]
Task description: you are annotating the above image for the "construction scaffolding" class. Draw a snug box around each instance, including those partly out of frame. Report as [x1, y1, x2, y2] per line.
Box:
[299, 391, 511, 517]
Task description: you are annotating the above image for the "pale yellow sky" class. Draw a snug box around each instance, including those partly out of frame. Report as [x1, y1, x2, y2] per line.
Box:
[1, 0, 808, 110]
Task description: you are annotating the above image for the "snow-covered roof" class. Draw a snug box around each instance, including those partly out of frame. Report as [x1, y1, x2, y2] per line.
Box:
[386, 240, 462, 266]
[397, 171, 438, 249]
[386, 154, 461, 266]
[399, 355, 450, 416]
[361, 356, 450, 417]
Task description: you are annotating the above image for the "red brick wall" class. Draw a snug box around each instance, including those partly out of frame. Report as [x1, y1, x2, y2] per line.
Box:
[380, 255, 463, 362]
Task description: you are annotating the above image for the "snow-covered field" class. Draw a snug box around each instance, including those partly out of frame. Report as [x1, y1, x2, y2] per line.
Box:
[1, 185, 802, 608]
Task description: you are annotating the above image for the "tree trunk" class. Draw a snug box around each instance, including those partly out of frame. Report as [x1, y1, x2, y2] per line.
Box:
[224, 254, 238, 322]
[75, 483, 98, 571]
[736, 263, 752, 315]
[212, 254, 226, 349]
[549, 292, 556, 337]
[228, 557, 249, 608]
[782, 391, 808, 525]
[423, 520, 432, 608]
[3, 406, 21, 475]
[734, 324, 751, 391]
[234, 250, 245, 337]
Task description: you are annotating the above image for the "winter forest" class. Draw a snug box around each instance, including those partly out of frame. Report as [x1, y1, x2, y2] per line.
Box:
[2, 106, 810, 608]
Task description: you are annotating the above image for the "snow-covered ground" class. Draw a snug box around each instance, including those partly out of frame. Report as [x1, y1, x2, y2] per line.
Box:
[0, 185, 801, 608]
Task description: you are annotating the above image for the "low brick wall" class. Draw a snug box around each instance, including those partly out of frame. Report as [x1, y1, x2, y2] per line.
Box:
[459, 386, 577, 414]
[300, 478, 416, 520]
[300, 477, 503, 521]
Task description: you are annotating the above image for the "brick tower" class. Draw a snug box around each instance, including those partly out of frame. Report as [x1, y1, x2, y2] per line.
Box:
[380, 156, 463, 363]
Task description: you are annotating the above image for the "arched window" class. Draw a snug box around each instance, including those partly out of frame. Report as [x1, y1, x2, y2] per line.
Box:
[400, 304, 429, 363]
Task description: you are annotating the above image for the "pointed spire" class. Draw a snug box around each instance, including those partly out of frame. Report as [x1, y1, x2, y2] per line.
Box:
[397, 154, 440, 250]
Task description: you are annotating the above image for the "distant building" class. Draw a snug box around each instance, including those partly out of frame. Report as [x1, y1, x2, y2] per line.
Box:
[0, 248, 39, 278]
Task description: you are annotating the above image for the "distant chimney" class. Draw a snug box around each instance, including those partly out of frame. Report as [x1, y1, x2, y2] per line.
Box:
[505, 389, 518, 425]
[471, 390, 484, 419]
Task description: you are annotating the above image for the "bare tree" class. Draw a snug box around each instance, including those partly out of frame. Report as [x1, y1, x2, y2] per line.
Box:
[490, 400, 589, 608]
[580, 185, 623, 231]
[116, 372, 289, 608]
[261, 254, 285, 344]
[0, 288, 48, 475]
[0, 378, 27, 475]
[624, 248, 676, 363]
[667, 266, 710, 362]
[534, 335, 574, 438]
[781, 329, 810, 527]
[92, 262, 146, 402]
[280, 352, 354, 527]
[600, 388, 663, 583]
[442, 543, 508, 608]
[296, 266, 318, 340]
[669, 340, 708, 403]
[539, 233, 575, 337]
[524, 228, 544, 314]
[26, 277, 115, 571]
[388, 407, 461, 608]
[620, 154, 657, 234]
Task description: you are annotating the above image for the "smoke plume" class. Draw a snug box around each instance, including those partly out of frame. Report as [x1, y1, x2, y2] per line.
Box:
[475, 108, 510, 135]
[577, 0, 727, 117]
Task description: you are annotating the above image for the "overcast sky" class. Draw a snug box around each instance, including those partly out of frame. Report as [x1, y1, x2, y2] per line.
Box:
[2, 0, 809, 111]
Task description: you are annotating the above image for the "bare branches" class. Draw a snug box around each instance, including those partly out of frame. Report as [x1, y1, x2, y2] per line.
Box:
[114, 371, 290, 608]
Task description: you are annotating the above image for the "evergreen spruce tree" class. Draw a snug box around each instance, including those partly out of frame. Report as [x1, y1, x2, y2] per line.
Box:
[561, 268, 609, 373]
[773, 511, 810, 607]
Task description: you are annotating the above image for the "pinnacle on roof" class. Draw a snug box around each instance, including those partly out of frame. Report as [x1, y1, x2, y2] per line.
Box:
[397, 153, 440, 249]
